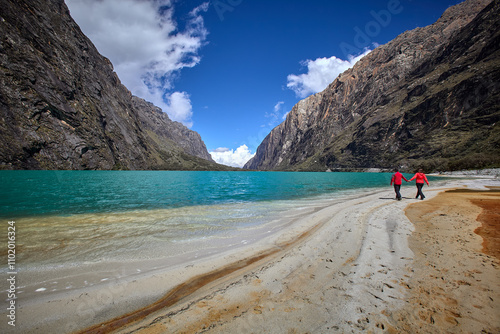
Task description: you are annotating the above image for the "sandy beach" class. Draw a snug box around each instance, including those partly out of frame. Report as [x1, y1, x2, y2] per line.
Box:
[10, 177, 499, 333]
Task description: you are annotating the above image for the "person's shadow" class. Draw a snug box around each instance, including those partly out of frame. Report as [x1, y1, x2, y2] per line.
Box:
[379, 197, 411, 200]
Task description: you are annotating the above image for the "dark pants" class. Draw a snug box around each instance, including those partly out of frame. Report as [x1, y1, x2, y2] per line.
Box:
[394, 184, 402, 199]
[416, 183, 425, 199]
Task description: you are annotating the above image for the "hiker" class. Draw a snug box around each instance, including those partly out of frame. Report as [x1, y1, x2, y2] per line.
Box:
[390, 168, 409, 200]
[409, 168, 429, 200]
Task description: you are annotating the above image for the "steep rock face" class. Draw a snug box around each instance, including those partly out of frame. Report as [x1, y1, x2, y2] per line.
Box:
[132, 97, 214, 162]
[245, 0, 499, 171]
[0, 0, 218, 170]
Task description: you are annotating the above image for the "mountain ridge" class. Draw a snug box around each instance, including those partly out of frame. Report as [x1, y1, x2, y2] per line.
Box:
[244, 0, 499, 172]
[0, 0, 229, 170]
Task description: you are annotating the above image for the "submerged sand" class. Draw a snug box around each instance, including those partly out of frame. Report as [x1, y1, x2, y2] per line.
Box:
[8, 178, 499, 333]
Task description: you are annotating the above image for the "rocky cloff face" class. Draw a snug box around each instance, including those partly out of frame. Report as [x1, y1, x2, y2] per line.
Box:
[245, 0, 500, 172]
[0, 0, 224, 171]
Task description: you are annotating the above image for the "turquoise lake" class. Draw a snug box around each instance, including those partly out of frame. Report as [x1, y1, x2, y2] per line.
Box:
[0, 171, 398, 218]
[0, 170, 404, 265]
[0, 170, 433, 300]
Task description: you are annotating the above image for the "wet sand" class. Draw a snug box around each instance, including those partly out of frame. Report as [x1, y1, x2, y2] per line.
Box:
[10, 179, 499, 333]
[391, 188, 500, 333]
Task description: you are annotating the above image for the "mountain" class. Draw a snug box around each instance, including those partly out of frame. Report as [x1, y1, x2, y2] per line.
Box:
[0, 0, 229, 170]
[245, 0, 499, 172]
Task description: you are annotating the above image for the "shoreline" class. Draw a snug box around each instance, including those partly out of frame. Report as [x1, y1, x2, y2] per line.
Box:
[7, 188, 379, 333]
[5, 177, 499, 333]
[114, 178, 499, 334]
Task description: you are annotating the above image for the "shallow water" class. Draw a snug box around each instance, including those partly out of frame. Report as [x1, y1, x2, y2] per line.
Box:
[1, 171, 419, 298]
[0, 171, 396, 217]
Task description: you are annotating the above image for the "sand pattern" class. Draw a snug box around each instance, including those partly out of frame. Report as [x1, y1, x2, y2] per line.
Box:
[110, 182, 498, 334]
[11, 180, 499, 333]
[391, 189, 500, 333]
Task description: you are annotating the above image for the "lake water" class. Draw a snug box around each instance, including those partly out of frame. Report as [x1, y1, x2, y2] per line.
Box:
[0, 171, 397, 218]
[0, 171, 411, 298]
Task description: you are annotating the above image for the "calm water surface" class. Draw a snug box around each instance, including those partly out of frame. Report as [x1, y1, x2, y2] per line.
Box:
[0, 171, 395, 218]
[0, 171, 417, 295]
[0, 171, 403, 264]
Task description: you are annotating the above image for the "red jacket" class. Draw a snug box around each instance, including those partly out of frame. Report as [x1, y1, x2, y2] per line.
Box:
[391, 172, 409, 185]
[409, 172, 429, 185]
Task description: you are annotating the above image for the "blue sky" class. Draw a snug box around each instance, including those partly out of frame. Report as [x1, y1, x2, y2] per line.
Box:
[65, 0, 463, 167]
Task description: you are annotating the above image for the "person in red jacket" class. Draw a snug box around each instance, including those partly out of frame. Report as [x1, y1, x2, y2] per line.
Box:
[409, 168, 430, 200]
[390, 168, 409, 200]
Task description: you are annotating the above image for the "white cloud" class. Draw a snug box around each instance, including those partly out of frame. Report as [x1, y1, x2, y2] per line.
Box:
[274, 101, 284, 112]
[65, 0, 209, 126]
[210, 145, 255, 168]
[265, 101, 288, 128]
[164, 92, 193, 127]
[273, 101, 289, 120]
[286, 50, 371, 98]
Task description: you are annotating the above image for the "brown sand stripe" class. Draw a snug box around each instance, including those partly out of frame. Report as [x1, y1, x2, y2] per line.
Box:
[76, 220, 323, 334]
